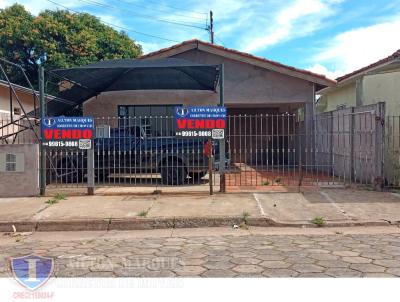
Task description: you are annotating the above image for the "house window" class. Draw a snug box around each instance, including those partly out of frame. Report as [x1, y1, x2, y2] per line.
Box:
[0, 153, 24, 172]
[96, 125, 111, 138]
[5, 153, 17, 172]
[118, 105, 178, 136]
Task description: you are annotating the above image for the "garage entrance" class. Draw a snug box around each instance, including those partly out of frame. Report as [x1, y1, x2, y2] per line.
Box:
[223, 103, 385, 191]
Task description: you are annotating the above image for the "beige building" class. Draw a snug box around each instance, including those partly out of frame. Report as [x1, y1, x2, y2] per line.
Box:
[317, 49, 400, 115]
[0, 80, 38, 120]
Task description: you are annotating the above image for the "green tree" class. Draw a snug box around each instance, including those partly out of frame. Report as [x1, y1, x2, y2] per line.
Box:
[0, 4, 142, 88]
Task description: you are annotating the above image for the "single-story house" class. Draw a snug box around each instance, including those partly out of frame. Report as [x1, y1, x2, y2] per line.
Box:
[82, 40, 335, 163]
[83, 40, 335, 119]
[317, 49, 400, 115]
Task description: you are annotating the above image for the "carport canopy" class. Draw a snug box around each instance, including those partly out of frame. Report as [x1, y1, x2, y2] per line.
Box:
[45, 58, 221, 116]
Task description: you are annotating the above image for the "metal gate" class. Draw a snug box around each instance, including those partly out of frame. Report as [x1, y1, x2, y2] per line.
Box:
[224, 104, 385, 190]
[45, 116, 219, 193]
[224, 113, 301, 189]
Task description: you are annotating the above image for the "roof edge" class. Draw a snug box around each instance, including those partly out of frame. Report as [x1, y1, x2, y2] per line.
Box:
[336, 49, 400, 82]
[140, 39, 336, 86]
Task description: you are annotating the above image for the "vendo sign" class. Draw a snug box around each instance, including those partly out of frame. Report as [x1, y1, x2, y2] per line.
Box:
[175, 106, 226, 139]
[41, 116, 94, 149]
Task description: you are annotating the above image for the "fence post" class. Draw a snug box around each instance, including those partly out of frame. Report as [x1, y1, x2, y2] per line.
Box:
[374, 102, 385, 190]
[87, 148, 95, 195]
[350, 107, 355, 183]
[38, 65, 46, 196]
[329, 111, 334, 176]
[219, 63, 226, 193]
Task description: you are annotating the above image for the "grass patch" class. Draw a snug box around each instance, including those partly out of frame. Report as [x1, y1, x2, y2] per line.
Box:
[45, 193, 67, 205]
[138, 209, 150, 217]
[262, 181, 270, 186]
[241, 211, 250, 224]
[54, 193, 66, 200]
[45, 199, 59, 205]
[311, 217, 326, 227]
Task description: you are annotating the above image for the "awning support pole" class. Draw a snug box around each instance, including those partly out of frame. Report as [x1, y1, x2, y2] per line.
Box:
[39, 65, 46, 196]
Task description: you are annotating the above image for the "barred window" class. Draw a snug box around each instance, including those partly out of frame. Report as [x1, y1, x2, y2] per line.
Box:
[5, 153, 16, 172]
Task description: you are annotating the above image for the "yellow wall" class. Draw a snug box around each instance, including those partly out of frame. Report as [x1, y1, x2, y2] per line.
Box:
[363, 71, 400, 116]
[319, 70, 400, 116]
[318, 82, 356, 113]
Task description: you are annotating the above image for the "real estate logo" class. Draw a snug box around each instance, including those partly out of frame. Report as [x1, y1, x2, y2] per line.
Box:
[10, 254, 54, 291]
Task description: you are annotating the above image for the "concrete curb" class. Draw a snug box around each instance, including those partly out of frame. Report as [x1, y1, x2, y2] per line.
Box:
[0, 217, 392, 232]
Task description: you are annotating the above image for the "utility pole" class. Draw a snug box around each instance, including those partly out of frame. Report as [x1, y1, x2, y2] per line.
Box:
[209, 10, 214, 44]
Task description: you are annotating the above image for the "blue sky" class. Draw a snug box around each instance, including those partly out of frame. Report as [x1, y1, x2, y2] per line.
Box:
[1, 0, 400, 79]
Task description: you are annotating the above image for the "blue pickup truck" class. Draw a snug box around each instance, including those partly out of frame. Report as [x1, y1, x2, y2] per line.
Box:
[52, 125, 229, 185]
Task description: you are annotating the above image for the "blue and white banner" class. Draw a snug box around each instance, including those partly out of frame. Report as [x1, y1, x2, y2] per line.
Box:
[41, 117, 94, 149]
[175, 106, 226, 139]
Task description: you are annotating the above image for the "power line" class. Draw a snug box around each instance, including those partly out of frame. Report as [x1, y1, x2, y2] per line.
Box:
[46, 0, 180, 42]
[137, 0, 208, 16]
[77, 0, 207, 29]
[113, 0, 207, 22]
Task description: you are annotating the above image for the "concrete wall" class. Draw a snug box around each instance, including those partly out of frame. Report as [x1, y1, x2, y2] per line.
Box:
[0, 144, 39, 197]
[83, 48, 315, 117]
[363, 71, 400, 116]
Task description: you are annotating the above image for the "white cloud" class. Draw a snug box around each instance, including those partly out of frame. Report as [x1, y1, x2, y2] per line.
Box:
[0, 0, 84, 15]
[97, 14, 125, 29]
[241, 0, 342, 53]
[138, 40, 169, 54]
[309, 16, 400, 78]
[307, 63, 344, 79]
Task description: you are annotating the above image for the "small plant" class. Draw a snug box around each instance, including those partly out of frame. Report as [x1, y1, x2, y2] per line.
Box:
[241, 211, 250, 224]
[138, 209, 149, 217]
[45, 198, 60, 205]
[262, 181, 270, 186]
[45, 193, 67, 205]
[274, 178, 281, 183]
[54, 193, 67, 201]
[311, 217, 326, 227]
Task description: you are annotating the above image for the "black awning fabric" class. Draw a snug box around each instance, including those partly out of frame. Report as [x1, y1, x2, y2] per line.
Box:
[46, 58, 220, 115]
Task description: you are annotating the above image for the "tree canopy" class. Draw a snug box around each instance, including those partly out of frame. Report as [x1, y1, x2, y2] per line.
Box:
[0, 4, 142, 88]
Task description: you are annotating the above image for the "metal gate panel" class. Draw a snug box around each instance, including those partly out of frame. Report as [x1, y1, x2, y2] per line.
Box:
[45, 116, 218, 192]
[225, 113, 300, 189]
